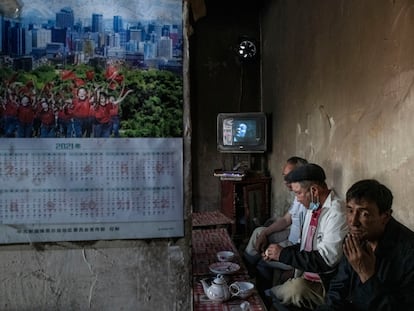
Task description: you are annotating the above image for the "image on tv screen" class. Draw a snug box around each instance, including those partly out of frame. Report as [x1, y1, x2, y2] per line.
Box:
[232, 119, 257, 143]
[222, 118, 258, 146]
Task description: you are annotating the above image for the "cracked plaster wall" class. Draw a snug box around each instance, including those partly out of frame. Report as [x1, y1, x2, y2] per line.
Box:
[262, 0, 414, 230]
[0, 240, 190, 310]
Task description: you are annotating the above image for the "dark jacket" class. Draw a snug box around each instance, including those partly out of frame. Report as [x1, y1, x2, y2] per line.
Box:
[316, 218, 414, 311]
[279, 243, 338, 290]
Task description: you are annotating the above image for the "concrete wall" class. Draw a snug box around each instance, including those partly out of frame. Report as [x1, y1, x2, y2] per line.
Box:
[0, 240, 190, 311]
[261, 0, 414, 230]
[190, 0, 262, 212]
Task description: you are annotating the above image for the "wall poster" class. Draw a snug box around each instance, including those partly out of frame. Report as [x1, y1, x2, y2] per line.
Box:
[0, 0, 184, 243]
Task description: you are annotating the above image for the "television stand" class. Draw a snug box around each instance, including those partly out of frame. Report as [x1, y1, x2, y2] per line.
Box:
[219, 176, 271, 246]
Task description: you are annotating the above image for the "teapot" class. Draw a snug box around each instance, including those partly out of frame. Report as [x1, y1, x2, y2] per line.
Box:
[200, 274, 231, 302]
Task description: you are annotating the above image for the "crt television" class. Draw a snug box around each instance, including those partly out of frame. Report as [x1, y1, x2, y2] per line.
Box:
[217, 112, 267, 153]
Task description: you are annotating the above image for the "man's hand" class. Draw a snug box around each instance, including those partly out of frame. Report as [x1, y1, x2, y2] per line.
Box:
[255, 231, 268, 253]
[262, 243, 283, 261]
[343, 234, 376, 283]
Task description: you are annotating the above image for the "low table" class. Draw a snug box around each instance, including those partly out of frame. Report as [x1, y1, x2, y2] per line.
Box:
[193, 275, 267, 311]
[192, 228, 268, 311]
[192, 228, 246, 276]
[192, 211, 235, 232]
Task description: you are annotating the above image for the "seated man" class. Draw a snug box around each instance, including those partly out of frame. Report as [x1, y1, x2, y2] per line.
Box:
[316, 179, 414, 310]
[263, 163, 347, 309]
[243, 157, 308, 292]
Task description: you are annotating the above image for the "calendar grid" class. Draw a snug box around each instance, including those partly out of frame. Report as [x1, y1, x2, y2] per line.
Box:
[0, 138, 183, 243]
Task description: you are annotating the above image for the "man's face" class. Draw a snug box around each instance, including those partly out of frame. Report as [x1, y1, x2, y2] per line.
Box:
[236, 123, 247, 137]
[282, 163, 295, 190]
[346, 198, 390, 241]
[291, 182, 311, 208]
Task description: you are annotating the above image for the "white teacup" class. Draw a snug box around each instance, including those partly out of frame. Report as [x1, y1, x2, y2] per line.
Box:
[229, 281, 254, 299]
[216, 251, 235, 262]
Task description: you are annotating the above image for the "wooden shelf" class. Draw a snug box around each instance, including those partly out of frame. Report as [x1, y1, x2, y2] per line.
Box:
[220, 177, 271, 244]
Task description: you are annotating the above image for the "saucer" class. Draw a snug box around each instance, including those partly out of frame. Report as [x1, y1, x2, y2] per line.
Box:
[209, 261, 240, 274]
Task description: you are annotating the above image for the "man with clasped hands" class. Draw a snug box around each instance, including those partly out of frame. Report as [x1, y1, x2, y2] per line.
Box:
[315, 179, 414, 310]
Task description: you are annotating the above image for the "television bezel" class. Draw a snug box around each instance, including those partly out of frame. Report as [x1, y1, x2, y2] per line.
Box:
[217, 112, 267, 153]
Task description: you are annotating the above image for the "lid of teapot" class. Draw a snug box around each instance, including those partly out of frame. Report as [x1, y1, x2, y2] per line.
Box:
[213, 274, 226, 285]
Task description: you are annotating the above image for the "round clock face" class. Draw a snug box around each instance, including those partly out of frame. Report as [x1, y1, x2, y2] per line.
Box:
[238, 40, 257, 60]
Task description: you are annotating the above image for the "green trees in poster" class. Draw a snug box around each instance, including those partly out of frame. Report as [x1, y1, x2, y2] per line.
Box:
[121, 69, 183, 137]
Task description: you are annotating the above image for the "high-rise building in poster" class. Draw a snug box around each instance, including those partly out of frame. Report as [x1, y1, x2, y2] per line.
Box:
[92, 13, 103, 33]
[113, 15, 123, 33]
[56, 7, 74, 29]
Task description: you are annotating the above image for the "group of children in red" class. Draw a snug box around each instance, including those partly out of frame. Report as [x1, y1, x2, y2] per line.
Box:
[0, 85, 132, 138]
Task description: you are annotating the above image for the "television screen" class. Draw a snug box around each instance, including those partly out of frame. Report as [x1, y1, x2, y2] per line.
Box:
[217, 112, 267, 153]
